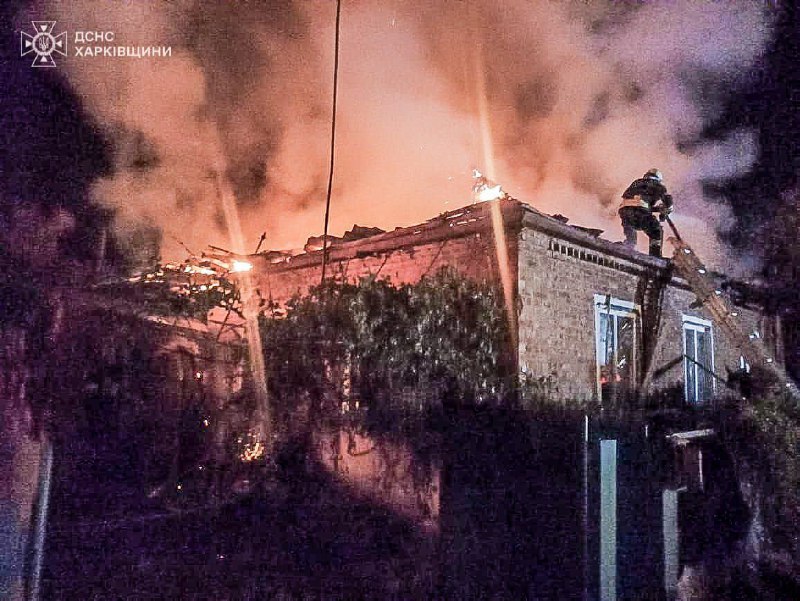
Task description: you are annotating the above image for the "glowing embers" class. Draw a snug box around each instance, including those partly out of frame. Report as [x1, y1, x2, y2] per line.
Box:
[135, 254, 252, 280]
[125, 252, 256, 316]
[230, 260, 253, 273]
[183, 264, 216, 276]
[472, 169, 508, 203]
[238, 429, 266, 462]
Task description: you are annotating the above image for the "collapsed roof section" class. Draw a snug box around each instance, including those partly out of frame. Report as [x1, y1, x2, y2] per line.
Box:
[234, 197, 772, 320]
[245, 198, 667, 274]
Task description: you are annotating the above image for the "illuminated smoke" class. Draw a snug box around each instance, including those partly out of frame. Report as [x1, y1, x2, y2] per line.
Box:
[31, 1, 772, 272]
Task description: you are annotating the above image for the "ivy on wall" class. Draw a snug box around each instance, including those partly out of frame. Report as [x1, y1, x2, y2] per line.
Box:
[717, 388, 800, 568]
[259, 268, 515, 440]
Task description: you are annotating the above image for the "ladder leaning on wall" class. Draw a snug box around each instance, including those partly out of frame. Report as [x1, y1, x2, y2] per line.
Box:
[665, 218, 799, 400]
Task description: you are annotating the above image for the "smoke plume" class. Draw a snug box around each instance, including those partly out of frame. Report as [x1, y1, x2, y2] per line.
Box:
[28, 0, 772, 271]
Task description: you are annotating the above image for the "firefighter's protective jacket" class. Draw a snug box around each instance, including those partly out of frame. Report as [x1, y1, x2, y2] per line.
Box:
[620, 177, 673, 213]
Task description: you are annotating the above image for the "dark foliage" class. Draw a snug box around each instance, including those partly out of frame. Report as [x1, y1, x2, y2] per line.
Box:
[259, 268, 515, 442]
[715, 389, 800, 571]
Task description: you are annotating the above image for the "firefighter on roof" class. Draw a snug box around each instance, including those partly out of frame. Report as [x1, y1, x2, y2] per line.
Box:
[619, 168, 673, 257]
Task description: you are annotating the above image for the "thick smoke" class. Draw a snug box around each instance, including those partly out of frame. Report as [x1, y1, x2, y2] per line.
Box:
[30, 0, 772, 270]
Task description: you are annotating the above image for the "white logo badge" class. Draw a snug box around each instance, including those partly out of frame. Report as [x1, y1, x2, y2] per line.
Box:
[20, 21, 67, 67]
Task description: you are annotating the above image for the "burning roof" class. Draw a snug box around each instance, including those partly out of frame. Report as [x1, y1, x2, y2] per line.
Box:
[471, 169, 508, 203]
[90, 252, 255, 324]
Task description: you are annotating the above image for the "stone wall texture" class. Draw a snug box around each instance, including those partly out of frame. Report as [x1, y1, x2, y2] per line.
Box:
[515, 225, 771, 404]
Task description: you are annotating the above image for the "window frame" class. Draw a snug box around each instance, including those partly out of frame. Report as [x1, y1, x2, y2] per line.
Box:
[682, 315, 716, 405]
[593, 294, 640, 401]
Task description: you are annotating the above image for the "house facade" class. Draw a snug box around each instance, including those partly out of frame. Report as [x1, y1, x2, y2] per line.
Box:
[25, 201, 775, 600]
[242, 198, 782, 406]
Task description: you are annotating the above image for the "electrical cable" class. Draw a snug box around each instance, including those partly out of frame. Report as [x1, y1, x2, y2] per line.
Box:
[320, 0, 343, 288]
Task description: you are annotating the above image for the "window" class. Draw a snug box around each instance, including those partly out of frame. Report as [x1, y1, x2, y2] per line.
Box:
[682, 316, 715, 405]
[594, 295, 639, 404]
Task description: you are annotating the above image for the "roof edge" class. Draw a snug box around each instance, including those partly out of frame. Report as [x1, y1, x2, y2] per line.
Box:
[519, 204, 669, 270]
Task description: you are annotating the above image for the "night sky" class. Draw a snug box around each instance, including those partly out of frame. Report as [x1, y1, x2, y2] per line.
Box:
[1, 1, 111, 269]
[0, 1, 797, 276]
[716, 1, 798, 247]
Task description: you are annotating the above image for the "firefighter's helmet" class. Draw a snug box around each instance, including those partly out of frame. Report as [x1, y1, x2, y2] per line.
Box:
[644, 168, 663, 182]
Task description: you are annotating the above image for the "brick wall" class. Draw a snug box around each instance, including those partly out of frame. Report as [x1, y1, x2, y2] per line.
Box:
[651, 288, 768, 395]
[252, 234, 496, 306]
[516, 222, 770, 405]
[516, 227, 642, 402]
[242, 200, 778, 407]
[247, 202, 520, 307]
[314, 429, 440, 530]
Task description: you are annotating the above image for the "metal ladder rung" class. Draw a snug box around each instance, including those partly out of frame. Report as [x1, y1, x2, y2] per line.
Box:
[668, 236, 797, 397]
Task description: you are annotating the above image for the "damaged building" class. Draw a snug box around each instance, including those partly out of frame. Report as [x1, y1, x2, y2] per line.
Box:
[19, 197, 791, 601]
[240, 197, 786, 407]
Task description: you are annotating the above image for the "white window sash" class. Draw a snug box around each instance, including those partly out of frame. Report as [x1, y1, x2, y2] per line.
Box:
[682, 315, 715, 403]
[594, 295, 639, 400]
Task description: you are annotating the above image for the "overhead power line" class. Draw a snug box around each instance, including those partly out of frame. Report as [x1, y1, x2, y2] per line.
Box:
[320, 0, 343, 287]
